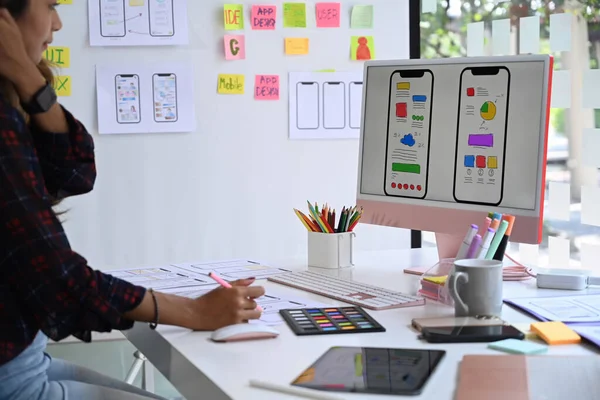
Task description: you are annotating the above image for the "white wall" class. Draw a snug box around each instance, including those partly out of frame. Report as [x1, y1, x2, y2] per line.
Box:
[54, 0, 412, 269]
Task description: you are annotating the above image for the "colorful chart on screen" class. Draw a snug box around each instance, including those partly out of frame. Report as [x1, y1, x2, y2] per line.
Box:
[453, 67, 510, 205]
[384, 70, 434, 199]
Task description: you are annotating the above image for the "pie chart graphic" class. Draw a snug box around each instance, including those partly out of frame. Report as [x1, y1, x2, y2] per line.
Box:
[480, 101, 496, 120]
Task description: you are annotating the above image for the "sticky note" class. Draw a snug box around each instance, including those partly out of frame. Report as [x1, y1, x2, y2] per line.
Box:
[492, 19, 511, 56]
[488, 338, 548, 355]
[53, 75, 71, 97]
[547, 181, 570, 221]
[550, 13, 572, 52]
[511, 323, 539, 340]
[582, 129, 600, 168]
[251, 5, 276, 30]
[283, 3, 307, 28]
[530, 321, 581, 345]
[43, 46, 70, 68]
[224, 4, 244, 30]
[351, 36, 374, 60]
[254, 75, 279, 100]
[421, 0, 436, 13]
[519, 15, 540, 54]
[467, 22, 484, 57]
[217, 74, 244, 94]
[582, 185, 600, 227]
[549, 236, 570, 268]
[129, 0, 144, 6]
[551, 70, 571, 108]
[582, 69, 600, 108]
[285, 38, 309, 55]
[315, 69, 335, 72]
[224, 35, 245, 60]
[519, 243, 539, 266]
[351, 5, 373, 29]
[316, 3, 340, 28]
[57, 0, 72, 4]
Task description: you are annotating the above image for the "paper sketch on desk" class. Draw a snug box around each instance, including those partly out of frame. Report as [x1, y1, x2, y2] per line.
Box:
[572, 326, 600, 350]
[109, 265, 215, 290]
[505, 294, 600, 324]
[289, 71, 363, 140]
[170, 259, 290, 280]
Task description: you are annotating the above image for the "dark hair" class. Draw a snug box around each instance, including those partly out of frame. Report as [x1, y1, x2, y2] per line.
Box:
[0, 0, 28, 17]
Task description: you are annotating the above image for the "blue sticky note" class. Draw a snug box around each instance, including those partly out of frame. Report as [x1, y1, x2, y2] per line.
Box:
[488, 338, 548, 355]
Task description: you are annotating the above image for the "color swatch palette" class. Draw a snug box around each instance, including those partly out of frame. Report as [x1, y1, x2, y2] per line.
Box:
[280, 306, 386, 336]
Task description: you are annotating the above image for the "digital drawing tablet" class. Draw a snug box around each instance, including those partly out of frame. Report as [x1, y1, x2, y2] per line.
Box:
[291, 346, 445, 396]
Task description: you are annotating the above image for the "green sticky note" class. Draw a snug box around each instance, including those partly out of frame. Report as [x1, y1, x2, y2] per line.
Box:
[283, 3, 307, 28]
[315, 69, 336, 72]
[224, 4, 244, 30]
[351, 36, 375, 60]
[351, 5, 373, 29]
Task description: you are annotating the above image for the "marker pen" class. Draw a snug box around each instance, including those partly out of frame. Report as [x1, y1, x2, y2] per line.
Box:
[492, 212, 502, 221]
[490, 218, 500, 232]
[476, 227, 496, 259]
[486, 219, 509, 260]
[465, 234, 482, 259]
[456, 224, 479, 260]
[479, 217, 492, 237]
[493, 215, 516, 261]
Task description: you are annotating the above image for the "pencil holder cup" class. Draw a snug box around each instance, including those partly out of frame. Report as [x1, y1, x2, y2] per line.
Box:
[307, 232, 356, 269]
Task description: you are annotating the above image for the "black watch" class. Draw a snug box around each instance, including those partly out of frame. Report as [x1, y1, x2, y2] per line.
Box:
[20, 82, 57, 114]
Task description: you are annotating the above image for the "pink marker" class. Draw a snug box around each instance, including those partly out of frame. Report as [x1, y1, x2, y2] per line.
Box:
[208, 272, 263, 312]
[479, 217, 492, 237]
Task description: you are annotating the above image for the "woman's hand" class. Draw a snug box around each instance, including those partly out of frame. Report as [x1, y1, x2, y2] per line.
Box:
[192, 279, 265, 330]
[0, 8, 37, 85]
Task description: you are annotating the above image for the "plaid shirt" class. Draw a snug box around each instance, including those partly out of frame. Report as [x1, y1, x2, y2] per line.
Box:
[0, 97, 146, 365]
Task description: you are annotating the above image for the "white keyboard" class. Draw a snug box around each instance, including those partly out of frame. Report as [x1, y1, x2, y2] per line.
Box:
[268, 270, 425, 310]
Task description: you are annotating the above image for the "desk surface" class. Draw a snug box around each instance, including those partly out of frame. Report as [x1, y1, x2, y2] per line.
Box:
[123, 249, 600, 400]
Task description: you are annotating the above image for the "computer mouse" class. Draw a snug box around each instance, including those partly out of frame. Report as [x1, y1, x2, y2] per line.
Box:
[211, 323, 280, 342]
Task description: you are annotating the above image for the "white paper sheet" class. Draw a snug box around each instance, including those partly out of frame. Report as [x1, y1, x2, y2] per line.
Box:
[109, 265, 216, 290]
[492, 19, 511, 56]
[288, 71, 363, 140]
[547, 181, 571, 221]
[582, 129, 600, 168]
[88, 0, 189, 46]
[582, 69, 600, 109]
[170, 259, 290, 280]
[581, 185, 600, 227]
[549, 236, 571, 268]
[466, 22, 484, 57]
[506, 294, 600, 323]
[519, 15, 540, 54]
[550, 13, 572, 53]
[550, 70, 571, 109]
[95, 61, 196, 135]
[421, 0, 437, 13]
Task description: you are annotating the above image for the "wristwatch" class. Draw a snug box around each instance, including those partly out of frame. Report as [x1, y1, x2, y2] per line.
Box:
[20, 82, 57, 114]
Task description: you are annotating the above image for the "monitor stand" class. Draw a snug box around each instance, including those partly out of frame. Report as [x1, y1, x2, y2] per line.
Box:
[405, 232, 463, 276]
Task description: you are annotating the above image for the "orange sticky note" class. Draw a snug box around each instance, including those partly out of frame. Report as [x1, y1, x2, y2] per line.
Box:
[251, 5, 276, 30]
[224, 35, 245, 60]
[285, 38, 309, 55]
[316, 3, 340, 28]
[530, 321, 581, 345]
[254, 75, 279, 100]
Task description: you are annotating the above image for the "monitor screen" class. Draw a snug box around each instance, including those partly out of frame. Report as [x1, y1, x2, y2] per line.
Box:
[356, 55, 552, 243]
[291, 346, 445, 395]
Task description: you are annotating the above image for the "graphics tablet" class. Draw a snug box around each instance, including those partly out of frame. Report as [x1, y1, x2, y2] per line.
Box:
[291, 346, 445, 395]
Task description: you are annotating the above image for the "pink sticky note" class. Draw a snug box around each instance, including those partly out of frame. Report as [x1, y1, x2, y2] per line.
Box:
[251, 5, 277, 30]
[254, 75, 279, 100]
[224, 34, 245, 60]
[316, 2, 340, 28]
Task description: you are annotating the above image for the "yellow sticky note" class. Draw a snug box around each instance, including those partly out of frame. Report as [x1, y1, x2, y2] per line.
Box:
[57, 0, 72, 4]
[283, 3, 307, 28]
[129, 0, 145, 5]
[218, 74, 245, 94]
[423, 276, 447, 285]
[53, 75, 71, 97]
[351, 35, 375, 60]
[224, 4, 244, 30]
[315, 69, 336, 72]
[285, 38, 309, 55]
[43, 46, 70, 68]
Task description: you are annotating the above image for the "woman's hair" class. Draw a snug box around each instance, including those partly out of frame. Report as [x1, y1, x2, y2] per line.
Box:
[0, 0, 63, 210]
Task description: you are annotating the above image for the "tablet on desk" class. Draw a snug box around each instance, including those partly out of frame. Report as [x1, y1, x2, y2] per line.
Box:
[291, 346, 445, 396]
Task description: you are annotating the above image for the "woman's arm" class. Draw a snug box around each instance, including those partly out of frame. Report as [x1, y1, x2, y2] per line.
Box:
[14, 66, 96, 199]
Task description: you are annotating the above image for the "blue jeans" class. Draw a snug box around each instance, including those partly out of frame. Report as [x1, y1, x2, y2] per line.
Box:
[0, 332, 169, 400]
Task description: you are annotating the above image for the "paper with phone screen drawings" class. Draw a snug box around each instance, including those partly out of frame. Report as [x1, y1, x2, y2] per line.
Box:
[504, 294, 600, 324]
[288, 71, 363, 140]
[170, 259, 291, 280]
[88, 0, 189, 46]
[95, 61, 196, 134]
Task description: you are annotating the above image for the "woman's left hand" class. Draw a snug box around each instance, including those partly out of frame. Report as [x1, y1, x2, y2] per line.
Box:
[0, 8, 37, 85]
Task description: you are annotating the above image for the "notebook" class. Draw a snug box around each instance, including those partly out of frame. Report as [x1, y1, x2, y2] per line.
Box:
[456, 355, 600, 400]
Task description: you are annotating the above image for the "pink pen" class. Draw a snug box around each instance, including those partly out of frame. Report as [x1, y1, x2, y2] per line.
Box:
[479, 217, 491, 237]
[208, 272, 263, 312]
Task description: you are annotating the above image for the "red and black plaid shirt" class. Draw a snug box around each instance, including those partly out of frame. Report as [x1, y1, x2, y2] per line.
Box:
[0, 97, 146, 365]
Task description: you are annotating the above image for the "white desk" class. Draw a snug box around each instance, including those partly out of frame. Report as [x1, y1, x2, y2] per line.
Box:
[123, 248, 600, 400]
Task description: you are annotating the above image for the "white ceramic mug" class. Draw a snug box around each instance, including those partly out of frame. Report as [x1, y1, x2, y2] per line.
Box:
[447, 259, 503, 317]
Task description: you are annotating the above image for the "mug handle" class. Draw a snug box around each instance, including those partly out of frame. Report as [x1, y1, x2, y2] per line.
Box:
[448, 271, 469, 315]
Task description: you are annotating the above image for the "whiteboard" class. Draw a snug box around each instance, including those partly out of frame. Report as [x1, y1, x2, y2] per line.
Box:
[52, 0, 414, 269]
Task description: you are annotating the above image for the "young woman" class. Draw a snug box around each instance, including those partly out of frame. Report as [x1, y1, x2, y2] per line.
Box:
[0, 1, 265, 399]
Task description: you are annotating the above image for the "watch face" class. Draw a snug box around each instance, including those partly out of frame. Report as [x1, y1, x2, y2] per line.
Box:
[37, 84, 57, 111]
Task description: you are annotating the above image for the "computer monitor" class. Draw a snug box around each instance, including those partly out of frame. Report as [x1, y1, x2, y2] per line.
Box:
[356, 55, 553, 259]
